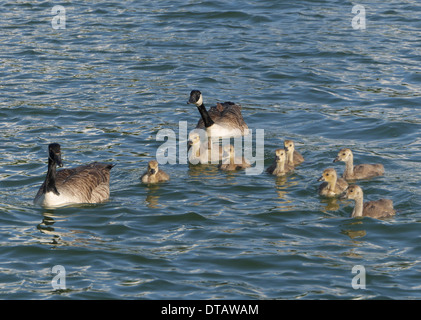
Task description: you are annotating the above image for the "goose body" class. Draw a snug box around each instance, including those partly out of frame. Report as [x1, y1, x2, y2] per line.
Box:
[218, 144, 251, 171]
[266, 149, 294, 176]
[34, 143, 113, 208]
[341, 185, 395, 218]
[188, 90, 248, 138]
[334, 148, 384, 180]
[318, 168, 348, 197]
[284, 140, 304, 167]
[141, 160, 170, 184]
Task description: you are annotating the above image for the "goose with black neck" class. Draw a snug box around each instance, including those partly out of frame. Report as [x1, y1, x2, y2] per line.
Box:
[187, 90, 249, 138]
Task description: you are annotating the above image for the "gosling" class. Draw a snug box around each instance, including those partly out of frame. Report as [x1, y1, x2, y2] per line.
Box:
[141, 160, 169, 184]
[266, 149, 294, 176]
[333, 148, 384, 180]
[318, 168, 349, 197]
[218, 144, 251, 171]
[341, 185, 395, 219]
[187, 131, 222, 164]
[284, 140, 304, 167]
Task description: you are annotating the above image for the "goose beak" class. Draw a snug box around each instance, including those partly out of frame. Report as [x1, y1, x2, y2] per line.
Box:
[333, 157, 339, 163]
[284, 147, 289, 152]
[55, 153, 63, 167]
[150, 169, 156, 175]
[275, 156, 280, 161]
[317, 175, 324, 182]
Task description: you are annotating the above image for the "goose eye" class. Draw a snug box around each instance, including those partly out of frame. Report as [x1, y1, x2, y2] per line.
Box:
[326, 173, 329, 176]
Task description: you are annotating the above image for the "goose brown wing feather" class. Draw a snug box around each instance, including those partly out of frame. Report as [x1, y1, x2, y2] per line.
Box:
[55, 162, 113, 203]
[196, 102, 248, 132]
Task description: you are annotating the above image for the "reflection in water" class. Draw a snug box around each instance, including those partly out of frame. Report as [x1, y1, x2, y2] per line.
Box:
[319, 197, 340, 212]
[273, 175, 298, 212]
[342, 228, 367, 240]
[187, 163, 223, 179]
[37, 211, 68, 245]
[144, 184, 162, 208]
[37, 210, 99, 247]
[341, 219, 367, 240]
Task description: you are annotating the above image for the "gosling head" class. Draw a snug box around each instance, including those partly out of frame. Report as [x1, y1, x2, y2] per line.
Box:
[317, 168, 338, 183]
[48, 143, 63, 167]
[188, 132, 201, 148]
[147, 160, 159, 175]
[275, 148, 286, 163]
[341, 185, 363, 200]
[334, 148, 353, 163]
[188, 90, 203, 107]
[284, 140, 295, 153]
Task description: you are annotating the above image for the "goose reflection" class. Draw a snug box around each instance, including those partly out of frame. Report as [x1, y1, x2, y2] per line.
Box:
[37, 210, 86, 246]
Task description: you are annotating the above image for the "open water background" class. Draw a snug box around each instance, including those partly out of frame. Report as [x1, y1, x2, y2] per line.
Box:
[0, 0, 420, 299]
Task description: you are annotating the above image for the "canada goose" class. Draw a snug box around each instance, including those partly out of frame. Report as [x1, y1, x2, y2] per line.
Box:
[318, 168, 349, 197]
[187, 131, 223, 164]
[284, 140, 304, 166]
[341, 185, 395, 218]
[34, 143, 114, 208]
[333, 148, 384, 180]
[141, 160, 169, 184]
[218, 144, 251, 171]
[188, 90, 248, 138]
[266, 149, 294, 176]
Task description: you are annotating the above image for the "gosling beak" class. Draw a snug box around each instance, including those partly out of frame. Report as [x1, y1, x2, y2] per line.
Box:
[284, 147, 289, 152]
[150, 169, 156, 175]
[275, 156, 280, 161]
[333, 157, 339, 163]
[317, 175, 324, 182]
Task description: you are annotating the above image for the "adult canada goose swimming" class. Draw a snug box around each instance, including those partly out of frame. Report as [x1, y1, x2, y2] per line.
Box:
[284, 140, 304, 167]
[318, 168, 349, 197]
[188, 90, 249, 138]
[34, 143, 114, 208]
[341, 185, 395, 218]
[141, 160, 170, 184]
[333, 148, 384, 180]
[187, 131, 222, 164]
[218, 144, 251, 171]
[266, 149, 294, 176]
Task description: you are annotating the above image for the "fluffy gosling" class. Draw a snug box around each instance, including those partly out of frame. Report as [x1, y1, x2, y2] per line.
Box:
[266, 148, 294, 176]
[318, 168, 348, 197]
[284, 140, 304, 167]
[341, 185, 395, 219]
[218, 144, 251, 171]
[141, 160, 169, 184]
[333, 148, 384, 180]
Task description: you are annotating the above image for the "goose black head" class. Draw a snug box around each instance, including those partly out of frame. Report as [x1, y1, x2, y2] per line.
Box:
[48, 143, 63, 167]
[188, 90, 203, 106]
